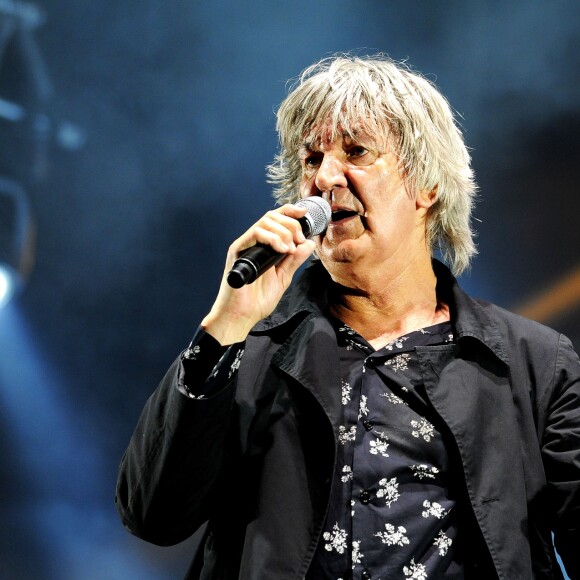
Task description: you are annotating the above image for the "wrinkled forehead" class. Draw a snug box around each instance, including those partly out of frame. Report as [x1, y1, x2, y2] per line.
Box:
[301, 117, 390, 150]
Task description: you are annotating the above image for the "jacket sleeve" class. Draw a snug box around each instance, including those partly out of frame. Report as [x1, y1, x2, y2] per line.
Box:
[541, 334, 580, 578]
[115, 343, 243, 546]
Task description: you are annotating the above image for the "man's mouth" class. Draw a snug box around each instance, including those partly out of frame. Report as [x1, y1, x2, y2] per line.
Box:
[331, 209, 359, 223]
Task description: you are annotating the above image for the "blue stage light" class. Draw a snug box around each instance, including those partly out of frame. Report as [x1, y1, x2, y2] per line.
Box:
[0, 263, 23, 309]
[0, 264, 16, 309]
[0, 178, 34, 309]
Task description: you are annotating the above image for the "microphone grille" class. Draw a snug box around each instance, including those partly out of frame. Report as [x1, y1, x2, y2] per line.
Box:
[295, 197, 331, 236]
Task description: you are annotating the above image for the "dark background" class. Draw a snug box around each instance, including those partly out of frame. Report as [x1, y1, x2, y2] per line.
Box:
[0, 1, 578, 578]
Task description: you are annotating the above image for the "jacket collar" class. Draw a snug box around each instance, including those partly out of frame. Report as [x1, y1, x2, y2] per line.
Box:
[252, 259, 509, 365]
[433, 260, 509, 365]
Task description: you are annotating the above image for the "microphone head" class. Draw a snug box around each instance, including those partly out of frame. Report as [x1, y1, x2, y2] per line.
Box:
[295, 197, 331, 237]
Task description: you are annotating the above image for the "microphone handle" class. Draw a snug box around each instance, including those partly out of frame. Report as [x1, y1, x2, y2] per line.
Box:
[227, 216, 311, 288]
[227, 244, 284, 288]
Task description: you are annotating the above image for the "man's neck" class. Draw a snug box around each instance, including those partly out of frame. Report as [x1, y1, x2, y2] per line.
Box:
[328, 257, 450, 350]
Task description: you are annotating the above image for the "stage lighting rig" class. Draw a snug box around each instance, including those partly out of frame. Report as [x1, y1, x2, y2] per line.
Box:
[0, 1, 84, 308]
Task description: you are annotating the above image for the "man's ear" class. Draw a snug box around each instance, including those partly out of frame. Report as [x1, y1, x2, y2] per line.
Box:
[417, 184, 438, 209]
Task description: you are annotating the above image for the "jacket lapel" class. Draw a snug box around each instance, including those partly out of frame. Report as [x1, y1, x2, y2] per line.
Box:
[271, 313, 343, 434]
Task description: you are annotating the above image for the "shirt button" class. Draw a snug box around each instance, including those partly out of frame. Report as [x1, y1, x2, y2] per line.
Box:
[359, 490, 372, 504]
[363, 420, 373, 431]
[362, 571, 372, 580]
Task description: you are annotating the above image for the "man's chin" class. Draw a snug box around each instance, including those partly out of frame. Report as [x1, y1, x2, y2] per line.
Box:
[318, 241, 362, 268]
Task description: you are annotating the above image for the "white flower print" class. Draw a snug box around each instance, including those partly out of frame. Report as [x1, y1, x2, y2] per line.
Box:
[323, 523, 348, 554]
[411, 418, 435, 442]
[338, 325, 356, 335]
[381, 392, 408, 406]
[375, 523, 410, 547]
[403, 558, 428, 579]
[210, 349, 229, 379]
[351, 499, 355, 517]
[376, 477, 400, 507]
[385, 335, 409, 350]
[183, 345, 200, 360]
[410, 464, 439, 479]
[422, 500, 447, 519]
[183, 376, 206, 398]
[341, 465, 353, 482]
[433, 530, 452, 556]
[351, 540, 364, 568]
[384, 353, 411, 372]
[228, 348, 244, 379]
[339, 425, 357, 445]
[341, 380, 352, 405]
[358, 395, 369, 418]
[369, 431, 390, 457]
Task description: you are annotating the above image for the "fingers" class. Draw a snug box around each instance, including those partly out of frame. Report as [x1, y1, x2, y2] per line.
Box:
[275, 239, 316, 286]
[230, 204, 309, 259]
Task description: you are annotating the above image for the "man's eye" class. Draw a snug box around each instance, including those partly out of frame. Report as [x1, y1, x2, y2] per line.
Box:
[347, 146, 379, 166]
[304, 154, 323, 168]
[347, 146, 368, 158]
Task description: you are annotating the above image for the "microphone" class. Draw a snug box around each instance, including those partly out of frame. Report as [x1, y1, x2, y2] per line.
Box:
[227, 197, 331, 288]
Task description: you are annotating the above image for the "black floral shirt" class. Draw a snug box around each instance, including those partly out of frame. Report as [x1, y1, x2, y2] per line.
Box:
[306, 320, 464, 580]
[177, 328, 245, 399]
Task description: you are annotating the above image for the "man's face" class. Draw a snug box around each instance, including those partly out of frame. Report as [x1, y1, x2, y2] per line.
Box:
[298, 124, 431, 284]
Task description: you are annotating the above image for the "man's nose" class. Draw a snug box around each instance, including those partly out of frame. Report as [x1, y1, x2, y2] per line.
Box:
[314, 153, 348, 194]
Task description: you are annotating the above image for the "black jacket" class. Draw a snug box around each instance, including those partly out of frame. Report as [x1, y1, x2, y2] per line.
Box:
[116, 262, 580, 579]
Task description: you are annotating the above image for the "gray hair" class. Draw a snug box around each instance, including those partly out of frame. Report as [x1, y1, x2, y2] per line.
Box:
[266, 54, 477, 275]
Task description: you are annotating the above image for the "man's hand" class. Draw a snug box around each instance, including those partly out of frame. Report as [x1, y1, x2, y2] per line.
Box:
[201, 204, 316, 345]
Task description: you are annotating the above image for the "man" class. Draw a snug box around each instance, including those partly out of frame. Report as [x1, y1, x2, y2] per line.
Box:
[116, 55, 579, 579]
